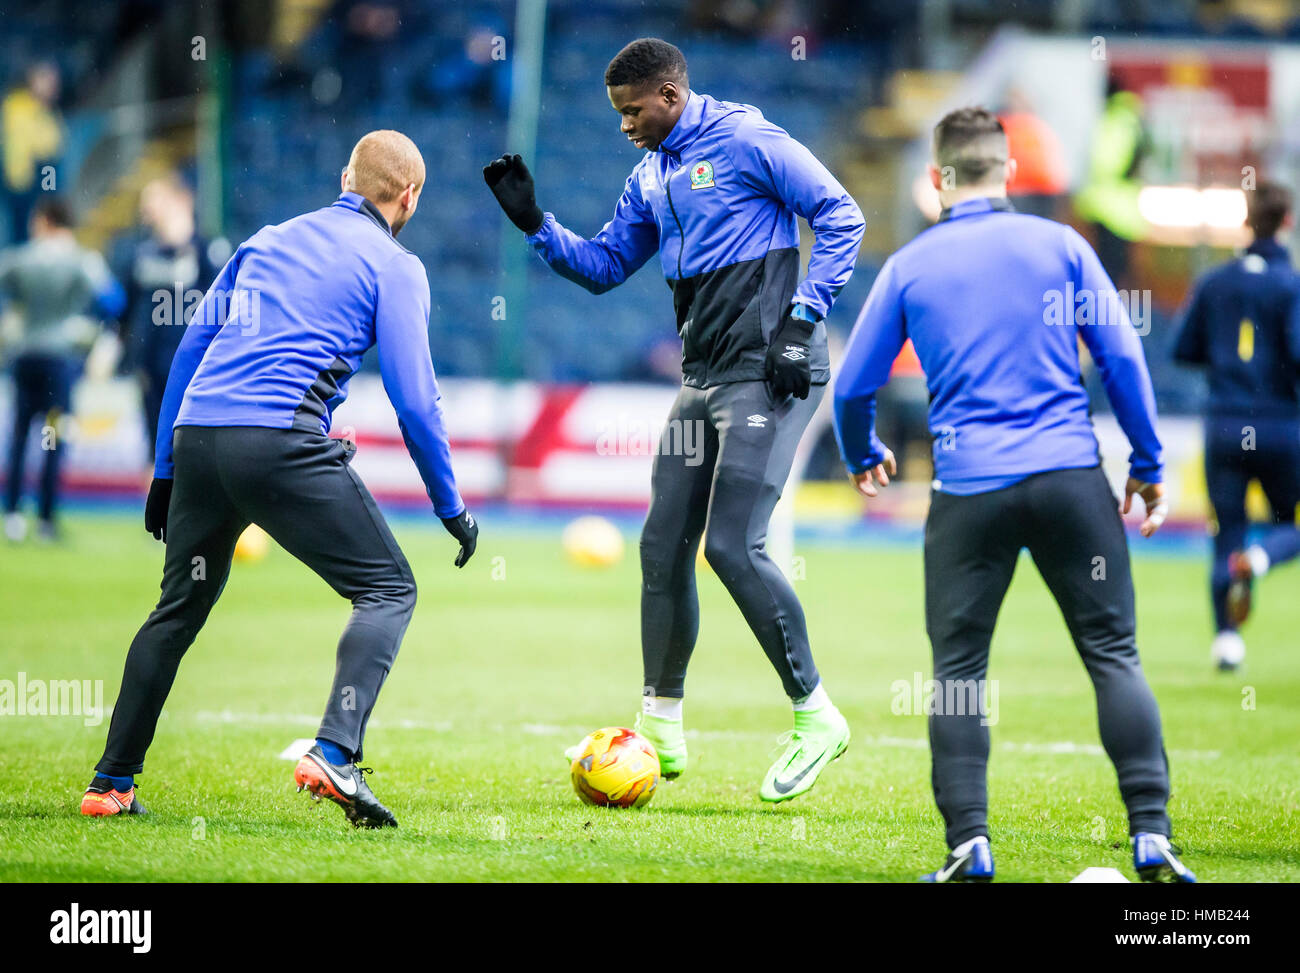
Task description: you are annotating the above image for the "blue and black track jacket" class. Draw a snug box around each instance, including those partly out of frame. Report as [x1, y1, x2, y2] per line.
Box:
[527, 91, 865, 389]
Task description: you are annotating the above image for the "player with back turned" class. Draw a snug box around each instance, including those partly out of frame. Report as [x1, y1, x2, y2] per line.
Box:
[833, 107, 1195, 882]
[484, 38, 865, 802]
[80, 131, 478, 828]
[1173, 181, 1300, 671]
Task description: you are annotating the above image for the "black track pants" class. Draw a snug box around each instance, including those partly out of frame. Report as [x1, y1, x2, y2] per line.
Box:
[923, 465, 1171, 847]
[640, 381, 823, 700]
[97, 426, 416, 775]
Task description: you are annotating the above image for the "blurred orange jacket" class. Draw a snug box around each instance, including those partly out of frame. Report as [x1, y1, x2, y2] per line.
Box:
[1000, 112, 1068, 197]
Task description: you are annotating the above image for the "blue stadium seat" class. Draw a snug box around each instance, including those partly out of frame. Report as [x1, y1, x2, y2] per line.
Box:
[217, 0, 861, 382]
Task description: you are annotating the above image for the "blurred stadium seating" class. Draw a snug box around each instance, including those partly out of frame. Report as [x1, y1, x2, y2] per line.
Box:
[220, 1, 875, 383]
[6, 0, 1300, 410]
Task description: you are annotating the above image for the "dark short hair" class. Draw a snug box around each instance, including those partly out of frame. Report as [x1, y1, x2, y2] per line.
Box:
[32, 195, 73, 229]
[604, 38, 688, 89]
[933, 107, 1008, 188]
[1247, 180, 1291, 238]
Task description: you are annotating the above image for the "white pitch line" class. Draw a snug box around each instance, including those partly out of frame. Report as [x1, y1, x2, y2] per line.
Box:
[193, 710, 454, 732]
[190, 711, 1221, 761]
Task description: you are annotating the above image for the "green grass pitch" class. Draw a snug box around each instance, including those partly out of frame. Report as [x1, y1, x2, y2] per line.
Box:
[1, 513, 1296, 882]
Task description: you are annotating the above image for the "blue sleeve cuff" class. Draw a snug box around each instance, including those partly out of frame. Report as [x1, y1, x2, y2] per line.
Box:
[1129, 461, 1163, 485]
[848, 436, 889, 474]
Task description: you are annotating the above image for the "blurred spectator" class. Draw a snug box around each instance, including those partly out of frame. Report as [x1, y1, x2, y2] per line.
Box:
[1000, 90, 1068, 222]
[688, 0, 781, 37]
[110, 174, 221, 462]
[416, 18, 510, 112]
[1075, 74, 1149, 287]
[334, 0, 409, 113]
[1, 198, 124, 542]
[2, 62, 65, 245]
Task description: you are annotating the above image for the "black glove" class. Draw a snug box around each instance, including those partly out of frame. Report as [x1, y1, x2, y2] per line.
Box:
[441, 508, 479, 568]
[483, 154, 544, 234]
[765, 308, 816, 400]
[144, 477, 173, 541]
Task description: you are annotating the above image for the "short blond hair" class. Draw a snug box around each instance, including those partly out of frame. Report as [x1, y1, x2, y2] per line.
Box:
[345, 130, 426, 204]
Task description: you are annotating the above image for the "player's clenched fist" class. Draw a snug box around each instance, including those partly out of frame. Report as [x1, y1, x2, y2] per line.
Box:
[483, 154, 544, 235]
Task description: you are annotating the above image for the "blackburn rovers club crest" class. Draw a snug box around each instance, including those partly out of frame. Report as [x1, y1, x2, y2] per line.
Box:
[689, 160, 715, 189]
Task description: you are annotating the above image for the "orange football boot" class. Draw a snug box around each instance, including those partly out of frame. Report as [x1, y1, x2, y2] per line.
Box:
[81, 777, 147, 816]
[294, 744, 397, 828]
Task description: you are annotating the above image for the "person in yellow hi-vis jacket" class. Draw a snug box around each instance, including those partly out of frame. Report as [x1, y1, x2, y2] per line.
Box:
[1075, 75, 1149, 287]
[2, 62, 64, 245]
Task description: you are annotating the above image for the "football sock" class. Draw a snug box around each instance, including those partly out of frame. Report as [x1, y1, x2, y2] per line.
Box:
[315, 738, 349, 765]
[642, 695, 683, 720]
[792, 682, 830, 712]
[96, 773, 134, 791]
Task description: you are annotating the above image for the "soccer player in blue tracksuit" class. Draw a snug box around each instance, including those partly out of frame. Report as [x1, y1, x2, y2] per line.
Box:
[833, 108, 1194, 882]
[1173, 181, 1300, 671]
[82, 131, 478, 828]
[484, 38, 864, 801]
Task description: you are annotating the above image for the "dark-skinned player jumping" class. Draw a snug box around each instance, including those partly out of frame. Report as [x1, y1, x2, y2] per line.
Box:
[484, 38, 864, 802]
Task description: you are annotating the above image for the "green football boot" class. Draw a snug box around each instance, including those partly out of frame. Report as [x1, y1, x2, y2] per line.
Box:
[759, 705, 850, 803]
[634, 711, 688, 779]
